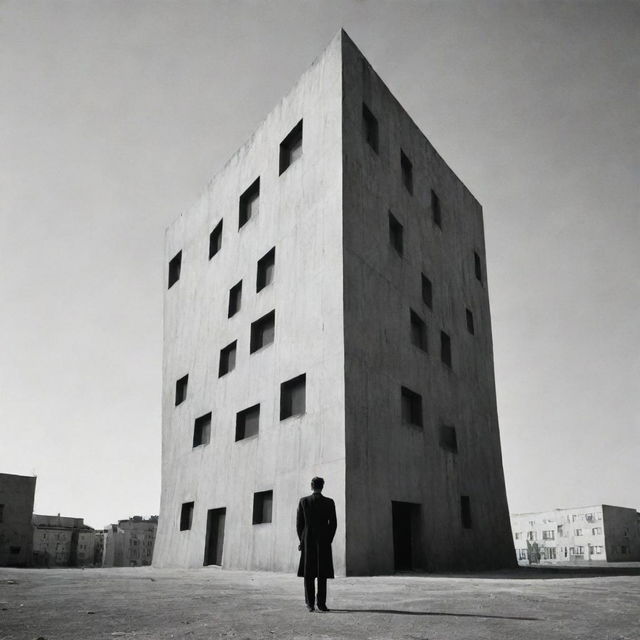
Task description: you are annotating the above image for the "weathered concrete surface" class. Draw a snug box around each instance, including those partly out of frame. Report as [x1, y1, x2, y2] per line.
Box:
[2, 566, 640, 640]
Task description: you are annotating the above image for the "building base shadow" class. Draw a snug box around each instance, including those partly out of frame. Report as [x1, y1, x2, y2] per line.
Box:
[330, 609, 540, 621]
[390, 565, 640, 580]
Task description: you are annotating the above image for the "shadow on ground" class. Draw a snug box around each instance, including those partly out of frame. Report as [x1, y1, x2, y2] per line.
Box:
[331, 609, 540, 621]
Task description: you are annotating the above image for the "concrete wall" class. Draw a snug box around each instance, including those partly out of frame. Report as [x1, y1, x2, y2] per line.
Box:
[603, 505, 640, 562]
[340, 32, 515, 573]
[154, 31, 346, 572]
[0, 473, 36, 567]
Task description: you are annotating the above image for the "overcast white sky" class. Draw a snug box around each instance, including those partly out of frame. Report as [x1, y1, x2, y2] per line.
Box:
[1, 1, 638, 529]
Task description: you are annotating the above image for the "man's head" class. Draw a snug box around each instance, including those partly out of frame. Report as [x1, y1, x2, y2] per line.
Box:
[311, 477, 324, 493]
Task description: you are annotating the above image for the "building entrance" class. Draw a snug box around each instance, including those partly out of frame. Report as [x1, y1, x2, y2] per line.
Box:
[392, 501, 422, 571]
[204, 508, 226, 566]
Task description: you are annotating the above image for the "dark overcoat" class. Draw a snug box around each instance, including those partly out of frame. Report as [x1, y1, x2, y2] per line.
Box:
[296, 493, 337, 578]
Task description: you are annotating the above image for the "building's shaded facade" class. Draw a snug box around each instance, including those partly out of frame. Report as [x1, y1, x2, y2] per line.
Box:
[154, 31, 515, 574]
[0, 473, 36, 567]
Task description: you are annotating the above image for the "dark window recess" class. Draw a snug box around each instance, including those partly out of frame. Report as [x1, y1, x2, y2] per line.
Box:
[461, 496, 472, 529]
[421, 274, 433, 309]
[193, 412, 212, 447]
[0, 504, 4, 523]
[218, 341, 237, 377]
[209, 220, 223, 259]
[256, 247, 275, 292]
[466, 309, 475, 335]
[175, 374, 189, 406]
[389, 212, 403, 255]
[401, 386, 423, 427]
[431, 190, 442, 228]
[474, 251, 483, 283]
[250, 310, 275, 353]
[401, 150, 413, 194]
[235, 404, 260, 441]
[280, 373, 306, 420]
[239, 178, 260, 229]
[362, 103, 378, 152]
[439, 425, 458, 453]
[440, 331, 452, 368]
[180, 502, 194, 531]
[168, 251, 182, 289]
[410, 310, 427, 352]
[9, 546, 20, 554]
[228, 281, 242, 318]
[279, 120, 303, 175]
[252, 490, 273, 524]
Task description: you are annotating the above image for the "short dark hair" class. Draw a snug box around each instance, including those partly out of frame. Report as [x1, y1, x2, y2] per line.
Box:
[311, 477, 324, 490]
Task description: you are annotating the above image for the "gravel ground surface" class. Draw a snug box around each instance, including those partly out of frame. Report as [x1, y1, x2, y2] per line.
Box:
[1, 565, 639, 640]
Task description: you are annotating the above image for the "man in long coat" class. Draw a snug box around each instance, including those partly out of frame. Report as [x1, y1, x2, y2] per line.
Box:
[296, 477, 337, 612]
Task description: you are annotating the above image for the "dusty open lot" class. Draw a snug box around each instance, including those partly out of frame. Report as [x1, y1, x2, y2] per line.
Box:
[1, 565, 639, 640]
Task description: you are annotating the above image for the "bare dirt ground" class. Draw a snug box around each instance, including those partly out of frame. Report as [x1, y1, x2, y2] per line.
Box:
[1, 565, 639, 640]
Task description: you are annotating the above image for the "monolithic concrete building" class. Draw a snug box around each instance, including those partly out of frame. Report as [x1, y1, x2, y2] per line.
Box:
[32, 514, 96, 568]
[512, 505, 640, 564]
[102, 516, 158, 567]
[154, 31, 515, 574]
[0, 473, 36, 567]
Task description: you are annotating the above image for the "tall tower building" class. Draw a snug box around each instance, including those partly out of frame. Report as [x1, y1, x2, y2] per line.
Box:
[153, 31, 515, 574]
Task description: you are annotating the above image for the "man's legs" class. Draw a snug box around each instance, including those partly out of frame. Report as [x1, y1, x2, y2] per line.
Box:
[316, 577, 327, 609]
[304, 575, 316, 609]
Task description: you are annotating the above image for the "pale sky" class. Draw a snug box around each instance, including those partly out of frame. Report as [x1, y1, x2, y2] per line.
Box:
[1, 1, 638, 529]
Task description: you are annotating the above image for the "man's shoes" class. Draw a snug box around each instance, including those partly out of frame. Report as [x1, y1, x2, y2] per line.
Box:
[317, 604, 330, 612]
[306, 605, 315, 612]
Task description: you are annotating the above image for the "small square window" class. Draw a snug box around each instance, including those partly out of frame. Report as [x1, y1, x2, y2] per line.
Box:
[168, 251, 182, 289]
[279, 120, 303, 175]
[250, 310, 275, 353]
[209, 220, 223, 259]
[362, 103, 378, 152]
[474, 251, 483, 283]
[193, 412, 212, 447]
[236, 404, 260, 441]
[401, 386, 422, 427]
[239, 178, 260, 229]
[180, 502, 194, 531]
[410, 310, 427, 352]
[175, 374, 189, 406]
[466, 309, 475, 335]
[439, 425, 458, 453]
[389, 212, 403, 255]
[421, 274, 433, 309]
[280, 373, 306, 420]
[228, 281, 242, 318]
[461, 496, 472, 529]
[218, 341, 237, 377]
[440, 331, 452, 368]
[431, 190, 442, 228]
[256, 247, 275, 292]
[401, 150, 413, 194]
[252, 490, 273, 524]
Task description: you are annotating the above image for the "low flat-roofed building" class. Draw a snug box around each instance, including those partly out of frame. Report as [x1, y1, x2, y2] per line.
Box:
[0, 473, 36, 567]
[32, 514, 96, 567]
[511, 505, 640, 564]
[103, 516, 158, 567]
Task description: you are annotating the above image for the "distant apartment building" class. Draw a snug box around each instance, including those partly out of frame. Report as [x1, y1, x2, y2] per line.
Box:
[511, 505, 640, 564]
[0, 473, 36, 567]
[103, 516, 158, 567]
[32, 514, 96, 567]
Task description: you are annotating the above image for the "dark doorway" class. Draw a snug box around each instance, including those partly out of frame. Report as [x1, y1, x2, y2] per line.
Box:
[204, 508, 226, 566]
[392, 501, 421, 571]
